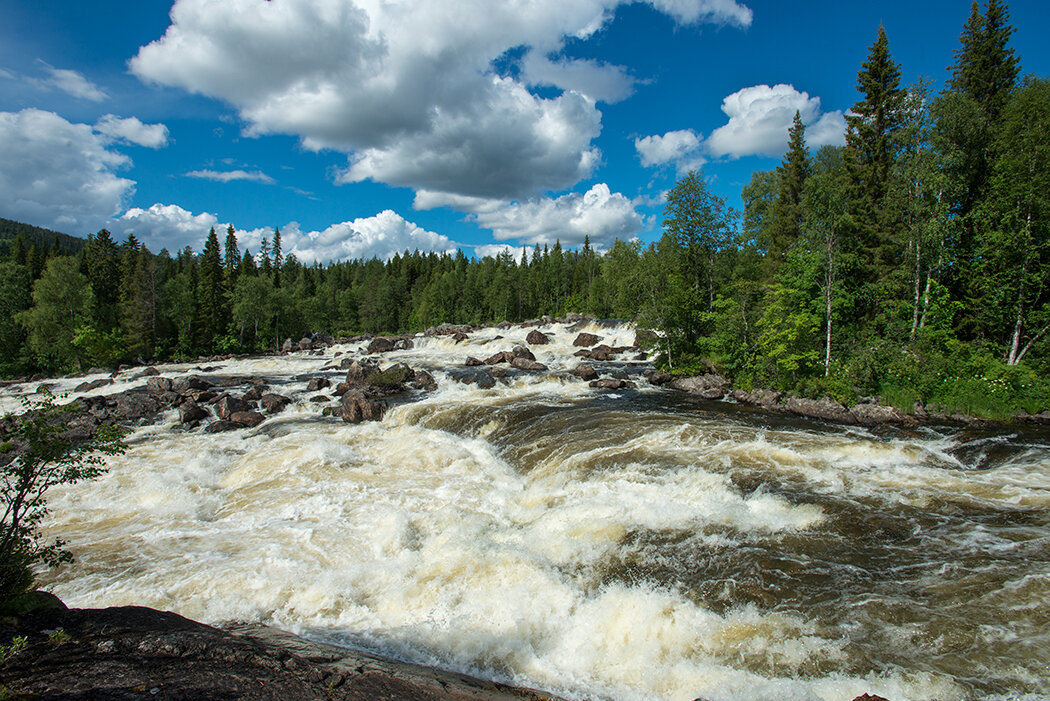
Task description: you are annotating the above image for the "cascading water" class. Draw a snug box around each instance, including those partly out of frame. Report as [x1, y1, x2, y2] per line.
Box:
[11, 320, 1050, 701]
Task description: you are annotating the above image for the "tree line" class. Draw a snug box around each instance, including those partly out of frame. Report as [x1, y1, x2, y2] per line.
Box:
[0, 0, 1047, 418]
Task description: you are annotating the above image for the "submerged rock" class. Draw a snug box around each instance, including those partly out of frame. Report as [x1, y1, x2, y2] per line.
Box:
[510, 357, 547, 372]
[571, 364, 598, 381]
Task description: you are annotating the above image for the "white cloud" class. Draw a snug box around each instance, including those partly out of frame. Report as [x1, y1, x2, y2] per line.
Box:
[473, 244, 530, 262]
[38, 63, 108, 102]
[419, 183, 643, 247]
[113, 203, 224, 252]
[130, 0, 751, 200]
[185, 169, 275, 184]
[705, 83, 845, 159]
[94, 114, 170, 148]
[635, 129, 705, 173]
[0, 109, 133, 233]
[522, 52, 635, 103]
[280, 211, 460, 264]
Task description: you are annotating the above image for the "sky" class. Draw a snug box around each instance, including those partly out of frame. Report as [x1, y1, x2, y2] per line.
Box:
[1, 0, 1048, 264]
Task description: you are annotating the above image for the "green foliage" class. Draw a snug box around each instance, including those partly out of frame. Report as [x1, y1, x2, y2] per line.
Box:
[0, 390, 126, 601]
[16, 256, 94, 373]
[71, 325, 127, 368]
[0, 636, 27, 664]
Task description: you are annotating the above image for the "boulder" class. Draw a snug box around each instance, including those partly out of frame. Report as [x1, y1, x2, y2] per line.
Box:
[465, 357, 484, 367]
[111, 391, 161, 422]
[340, 390, 386, 423]
[131, 367, 160, 379]
[495, 320, 513, 329]
[306, 377, 330, 392]
[783, 397, 856, 424]
[648, 371, 673, 386]
[299, 337, 313, 351]
[454, 370, 496, 389]
[483, 351, 513, 365]
[367, 337, 397, 354]
[452, 332, 469, 343]
[332, 382, 351, 396]
[411, 370, 437, 392]
[205, 420, 239, 433]
[281, 338, 294, 353]
[731, 388, 783, 408]
[510, 357, 547, 372]
[242, 385, 265, 401]
[488, 367, 508, 378]
[633, 328, 659, 348]
[526, 330, 549, 345]
[215, 394, 250, 420]
[74, 378, 112, 393]
[424, 323, 473, 337]
[178, 400, 209, 424]
[395, 338, 414, 351]
[146, 377, 173, 393]
[669, 374, 730, 400]
[572, 333, 601, 347]
[346, 359, 381, 384]
[571, 364, 598, 381]
[260, 393, 292, 414]
[172, 376, 213, 395]
[230, 410, 265, 428]
[590, 378, 627, 390]
[850, 402, 907, 425]
[511, 345, 536, 360]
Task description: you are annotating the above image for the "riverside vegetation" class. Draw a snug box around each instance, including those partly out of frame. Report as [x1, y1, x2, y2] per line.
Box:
[1, 0, 1048, 422]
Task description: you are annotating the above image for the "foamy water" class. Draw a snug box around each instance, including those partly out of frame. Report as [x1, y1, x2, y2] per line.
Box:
[10, 321, 1049, 700]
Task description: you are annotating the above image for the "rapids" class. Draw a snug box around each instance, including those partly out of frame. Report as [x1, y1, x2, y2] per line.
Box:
[11, 321, 1050, 701]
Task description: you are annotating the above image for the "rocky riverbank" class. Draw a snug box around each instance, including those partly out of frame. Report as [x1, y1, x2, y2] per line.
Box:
[0, 594, 562, 700]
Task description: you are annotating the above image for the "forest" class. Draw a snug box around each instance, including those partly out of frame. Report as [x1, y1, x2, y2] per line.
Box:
[0, 0, 1047, 420]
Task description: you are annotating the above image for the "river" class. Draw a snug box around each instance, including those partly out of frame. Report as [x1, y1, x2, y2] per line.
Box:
[14, 321, 1050, 701]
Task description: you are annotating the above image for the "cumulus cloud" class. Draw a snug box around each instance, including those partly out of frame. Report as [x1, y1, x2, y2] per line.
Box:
[130, 0, 751, 200]
[113, 203, 223, 252]
[94, 114, 170, 148]
[185, 169, 275, 184]
[705, 83, 845, 159]
[0, 109, 133, 233]
[474, 244, 530, 262]
[37, 63, 108, 102]
[418, 183, 643, 247]
[635, 129, 705, 173]
[278, 211, 460, 264]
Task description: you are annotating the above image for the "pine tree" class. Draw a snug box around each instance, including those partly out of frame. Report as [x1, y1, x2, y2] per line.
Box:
[223, 224, 240, 290]
[84, 230, 120, 331]
[767, 111, 810, 269]
[194, 228, 226, 352]
[272, 227, 283, 288]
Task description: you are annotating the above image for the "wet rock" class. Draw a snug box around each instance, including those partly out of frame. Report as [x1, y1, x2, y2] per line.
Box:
[495, 320, 513, 329]
[511, 345, 536, 361]
[395, 338, 414, 351]
[590, 378, 628, 390]
[483, 351, 513, 365]
[242, 385, 265, 401]
[111, 391, 161, 422]
[260, 393, 292, 414]
[573, 332, 601, 347]
[488, 367, 507, 378]
[411, 369, 437, 392]
[215, 394, 250, 420]
[340, 390, 387, 423]
[368, 337, 397, 354]
[526, 330, 549, 345]
[298, 337, 313, 351]
[145, 376, 172, 393]
[346, 358, 381, 384]
[633, 353, 648, 361]
[306, 377, 330, 392]
[172, 376, 213, 395]
[571, 364, 598, 381]
[230, 410, 265, 428]
[191, 390, 217, 404]
[131, 367, 160, 379]
[850, 402, 907, 425]
[648, 371, 673, 386]
[731, 388, 783, 408]
[205, 420, 239, 433]
[178, 400, 209, 424]
[510, 357, 547, 372]
[367, 363, 413, 392]
[465, 357, 484, 366]
[452, 332, 469, 343]
[669, 374, 730, 400]
[783, 397, 856, 424]
[74, 378, 112, 393]
[424, 323, 473, 336]
[332, 382, 351, 396]
[852, 695, 889, 701]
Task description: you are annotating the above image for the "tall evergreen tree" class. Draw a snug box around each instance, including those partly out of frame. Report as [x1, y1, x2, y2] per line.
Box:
[84, 229, 120, 331]
[272, 227, 283, 288]
[767, 111, 810, 268]
[948, 0, 1019, 121]
[223, 224, 240, 290]
[194, 228, 226, 352]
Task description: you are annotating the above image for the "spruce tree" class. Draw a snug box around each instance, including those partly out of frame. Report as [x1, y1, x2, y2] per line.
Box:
[767, 111, 810, 269]
[949, 0, 1019, 121]
[84, 229, 120, 331]
[272, 227, 283, 288]
[194, 228, 226, 352]
[223, 224, 240, 290]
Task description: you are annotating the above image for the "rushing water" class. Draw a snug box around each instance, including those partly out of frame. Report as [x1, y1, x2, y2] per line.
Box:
[12, 321, 1050, 701]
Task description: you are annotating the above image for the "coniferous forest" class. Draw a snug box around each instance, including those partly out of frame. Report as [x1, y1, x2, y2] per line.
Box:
[1, 1, 1048, 419]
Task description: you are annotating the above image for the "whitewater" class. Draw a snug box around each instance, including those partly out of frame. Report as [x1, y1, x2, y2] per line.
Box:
[9, 320, 1049, 701]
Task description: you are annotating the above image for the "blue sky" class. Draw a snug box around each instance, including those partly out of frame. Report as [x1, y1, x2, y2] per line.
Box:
[1, 0, 1047, 263]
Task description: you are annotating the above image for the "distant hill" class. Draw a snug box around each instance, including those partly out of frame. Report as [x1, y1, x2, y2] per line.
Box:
[0, 217, 88, 258]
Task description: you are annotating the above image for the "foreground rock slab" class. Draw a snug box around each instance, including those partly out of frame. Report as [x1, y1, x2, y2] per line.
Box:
[1, 605, 562, 701]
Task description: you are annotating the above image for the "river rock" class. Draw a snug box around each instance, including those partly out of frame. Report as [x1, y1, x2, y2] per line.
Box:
[215, 394, 250, 420]
[411, 370, 437, 392]
[230, 410, 265, 428]
[424, 323, 473, 337]
[178, 400, 208, 424]
[299, 337, 313, 351]
[669, 374, 730, 400]
[307, 377, 330, 392]
[111, 391, 161, 422]
[242, 385, 265, 401]
[260, 393, 292, 414]
[205, 420, 239, 433]
[731, 388, 783, 408]
[172, 376, 213, 395]
[145, 377, 173, 393]
[526, 330, 549, 345]
[455, 370, 496, 389]
[131, 367, 160, 379]
[488, 367, 507, 378]
[281, 338, 294, 353]
[511, 346, 535, 360]
[783, 397, 856, 424]
[346, 358, 381, 384]
[368, 337, 397, 353]
[590, 378, 628, 390]
[648, 371, 673, 386]
[573, 333, 601, 347]
[850, 402, 907, 425]
[572, 364, 598, 381]
[465, 357, 484, 366]
[74, 378, 112, 393]
[332, 382, 351, 396]
[483, 351, 513, 365]
[510, 357, 547, 372]
[340, 390, 386, 423]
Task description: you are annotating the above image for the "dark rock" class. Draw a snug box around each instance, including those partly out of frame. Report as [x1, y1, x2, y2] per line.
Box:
[424, 323, 473, 336]
[145, 376, 172, 393]
[510, 357, 547, 372]
[178, 400, 209, 424]
[191, 390, 218, 404]
[205, 420, 239, 433]
[346, 358, 381, 384]
[452, 332, 469, 343]
[852, 695, 889, 701]
[590, 378, 627, 390]
[571, 364, 598, 381]
[732, 388, 783, 408]
[172, 376, 214, 395]
[669, 374, 730, 399]
[340, 390, 386, 423]
[111, 391, 161, 422]
[131, 367, 160, 379]
[633, 353, 648, 361]
[648, 371, 673, 386]
[74, 378, 112, 393]
[783, 397, 856, 424]
[242, 385, 265, 401]
[395, 338, 414, 351]
[511, 345, 536, 360]
[260, 393, 292, 414]
[412, 370, 437, 392]
[483, 351, 513, 365]
[526, 330, 549, 345]
[850, 402, 907, 425]
[573, 333, 601, 347]
[306, 377, 330, 392]
[230, 410, 265, 427]
[487, 367, 507, 378]
[332, 382, 351, 396]
[368, 337, 397, 353]
[465, 356, 484, 366]
[299, 337, 313, 351]
[215, 394, 250, 420]
[495, 320, 512, 329]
